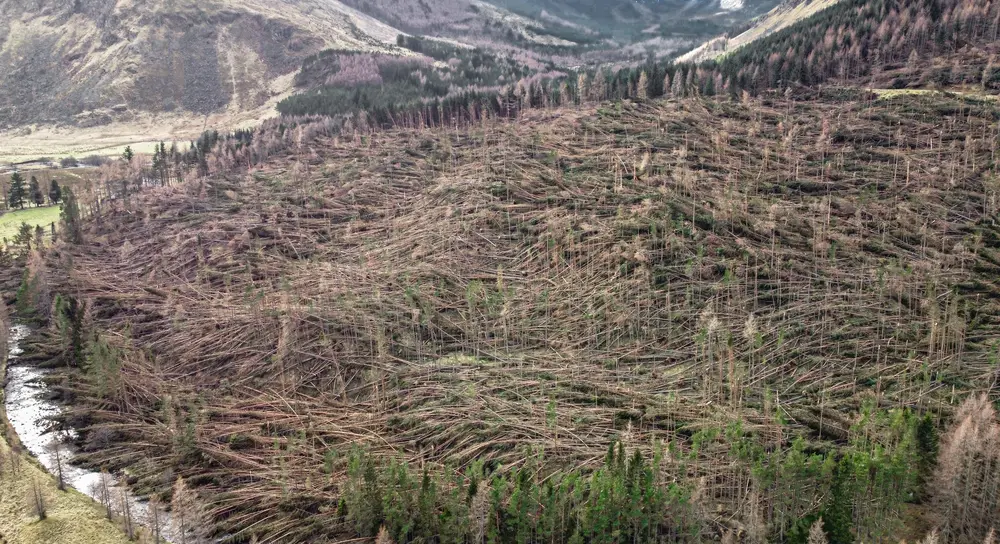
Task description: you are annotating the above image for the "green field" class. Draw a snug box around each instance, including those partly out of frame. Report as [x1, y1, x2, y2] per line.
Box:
[0, 206, 61, 243]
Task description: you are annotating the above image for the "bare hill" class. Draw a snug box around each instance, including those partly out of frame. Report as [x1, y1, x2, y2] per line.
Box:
[0, 0, 783, 135]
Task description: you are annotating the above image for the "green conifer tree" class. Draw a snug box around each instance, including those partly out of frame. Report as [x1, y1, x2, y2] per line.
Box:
[28, 176, 44, 206]
[823, 459, 855, 544]
[59, 187, 83, 244]
[8, 171, 26, 210]
[48, 179, 62, 204]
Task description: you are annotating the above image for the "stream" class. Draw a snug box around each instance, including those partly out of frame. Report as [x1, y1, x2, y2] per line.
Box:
[4, 323, 180, 542]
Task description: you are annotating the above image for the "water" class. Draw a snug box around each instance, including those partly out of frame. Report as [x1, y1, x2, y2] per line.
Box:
[4, 323, 179, 542]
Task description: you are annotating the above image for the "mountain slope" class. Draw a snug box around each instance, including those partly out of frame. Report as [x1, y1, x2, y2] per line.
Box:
[20, 88, 1000, 542]
[0, 0, 783, 134]
[0, 0, 403, 129]
[675, 0, 841, 63]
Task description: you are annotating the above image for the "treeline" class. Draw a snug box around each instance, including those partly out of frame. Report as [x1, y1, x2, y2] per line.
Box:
[4, 170, 62, 210]
[327, 404, 943, 544]
[278, 35, 555, 121]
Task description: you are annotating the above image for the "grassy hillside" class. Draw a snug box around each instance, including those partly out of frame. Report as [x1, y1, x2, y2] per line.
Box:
[22, 86, 1000, 541]
[0, 437, 133, 544]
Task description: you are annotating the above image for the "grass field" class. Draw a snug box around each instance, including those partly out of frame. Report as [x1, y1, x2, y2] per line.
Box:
[0, 436, 132, 544]
[0, 83, 294, 164]
[872, 87, 1000, 102]
[0, 206, 60, 243]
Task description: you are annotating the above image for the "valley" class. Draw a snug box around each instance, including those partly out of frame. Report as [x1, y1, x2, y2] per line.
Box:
[0, 0, 779, 166]
[2, 0, 1000, 542]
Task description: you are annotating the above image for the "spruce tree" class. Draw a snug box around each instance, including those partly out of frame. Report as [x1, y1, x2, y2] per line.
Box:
[8, 171, 26, 210]
[822, 459, 854, 544]
[48, 179, 61, 204]
[28, 176, 44, 206]
[808, 518, 829, 544]
[915, 414, 939, 501]
[637, 71, 649, 99]
[931, 394, 1000, 544]
[60, 187, 83, 244]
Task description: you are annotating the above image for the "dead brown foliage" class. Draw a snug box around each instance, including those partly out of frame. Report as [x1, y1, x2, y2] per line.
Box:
[42, 90, 1000, 541]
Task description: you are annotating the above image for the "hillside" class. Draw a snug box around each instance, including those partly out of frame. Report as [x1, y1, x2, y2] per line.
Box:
[0, 0, 403, 130]
[0, 0, 779, 139]
[10, 86, 998, 542]
[675, 0, 841, 63]
[4, 0, 1000, 541]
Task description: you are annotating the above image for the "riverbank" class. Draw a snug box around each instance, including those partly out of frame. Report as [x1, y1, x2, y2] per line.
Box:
[0, 325, 131, 544]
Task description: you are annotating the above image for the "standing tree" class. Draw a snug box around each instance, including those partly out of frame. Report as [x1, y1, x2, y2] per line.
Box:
[28, 176, 44, 207]
[48, 179, 61, 204]
[8, 171, 26, 210]
[172, 476, 208, 544]
[47, 437, 66, 491]
[931, 394, 1000, 544]
[60, 187, 83, 244]
[637, 70, 649, 99]
[88, 468, 114, 520]
[808, 518, 829, 544]
[148, 495, 165, 544]
[29, 477, 46, 520]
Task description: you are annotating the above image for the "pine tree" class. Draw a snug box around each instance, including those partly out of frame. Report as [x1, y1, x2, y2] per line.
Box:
[28, 176, 43, 206]
[915, 414, 939, 500]
[121, 145, 134, 163]
[48, 179, 61, 204]
[576, 73, 589, 104]
[59, 187, 83, 244]
[822, 459, 854, 544]
[590, 72, 607, 102]
[376, 526, 395, 544]
[29, 477, 46, 520]
[637, 71, 649, 99]
[8, 171, 26, 210]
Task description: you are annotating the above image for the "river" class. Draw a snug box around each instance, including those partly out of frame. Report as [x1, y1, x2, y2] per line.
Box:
[4, 323, 180, 542]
